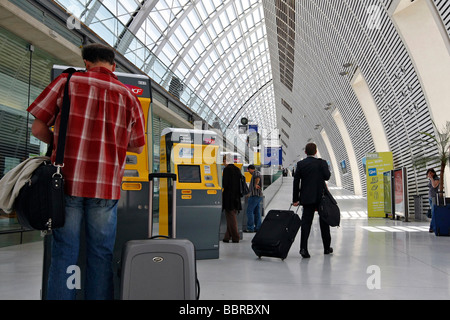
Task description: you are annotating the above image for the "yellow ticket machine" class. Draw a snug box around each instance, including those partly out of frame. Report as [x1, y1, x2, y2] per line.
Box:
[159, 128, 222, 259]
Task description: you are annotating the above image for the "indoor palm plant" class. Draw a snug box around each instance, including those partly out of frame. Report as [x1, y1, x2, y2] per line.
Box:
[412, 120, 450, 204]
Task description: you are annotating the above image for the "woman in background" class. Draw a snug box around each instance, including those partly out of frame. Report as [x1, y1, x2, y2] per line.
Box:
[426, 168, 440, 233]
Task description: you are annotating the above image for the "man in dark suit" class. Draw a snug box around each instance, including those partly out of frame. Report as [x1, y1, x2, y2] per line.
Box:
[293, 143, 332, 258]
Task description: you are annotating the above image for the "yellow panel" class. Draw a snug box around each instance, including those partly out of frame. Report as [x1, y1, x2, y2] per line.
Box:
[207, 190, 217, 195]
[121, 183, 142, 191]
[181, 195, 192, 200]
[366, 152, 394, 218]
[174, 143, 221, 190]
[123, 97, 151, 182]
[254, 152, 261, 165]
[175, 163, 221, 190]
[159, 135, 169, 236]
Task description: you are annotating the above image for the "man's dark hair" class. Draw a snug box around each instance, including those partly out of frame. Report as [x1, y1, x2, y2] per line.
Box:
[82, 43, 115, 65]
[305, 143, 317, 156]
[248, 164, 256, 170]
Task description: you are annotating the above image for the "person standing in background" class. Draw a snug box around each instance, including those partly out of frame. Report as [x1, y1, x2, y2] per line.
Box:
[245, 164, 263, 233]
[426, 168, 440, 233]
[222, 154, 242, 243]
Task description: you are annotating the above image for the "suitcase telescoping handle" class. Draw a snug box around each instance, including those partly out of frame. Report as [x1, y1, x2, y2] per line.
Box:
[436, 191, 446, 206]
[148, 173, 177, 238]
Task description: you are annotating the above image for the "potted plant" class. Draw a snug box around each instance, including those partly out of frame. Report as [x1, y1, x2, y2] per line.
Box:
[412, 120, 450, 205]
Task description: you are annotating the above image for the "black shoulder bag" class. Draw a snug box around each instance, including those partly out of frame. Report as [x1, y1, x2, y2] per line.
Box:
[318, 183, 341, 227]
[239, 174, 249, 197]
[15, 69, 76, 233]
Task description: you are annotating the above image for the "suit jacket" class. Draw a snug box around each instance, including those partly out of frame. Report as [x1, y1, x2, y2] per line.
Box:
[293, 156, 331, 205]
[222, 164, 242, 211]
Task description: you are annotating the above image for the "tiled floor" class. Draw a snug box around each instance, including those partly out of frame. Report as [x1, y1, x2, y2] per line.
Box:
[1, 177, 449, 300]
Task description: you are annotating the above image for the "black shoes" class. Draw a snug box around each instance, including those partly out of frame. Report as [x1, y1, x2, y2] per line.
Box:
[300, 249, 310, 258]
[300, 247, 334, 258]
[223, 239, 239, 243]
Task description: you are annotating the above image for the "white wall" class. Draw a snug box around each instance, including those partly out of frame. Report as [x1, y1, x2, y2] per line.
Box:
[393, 0, 450, 192]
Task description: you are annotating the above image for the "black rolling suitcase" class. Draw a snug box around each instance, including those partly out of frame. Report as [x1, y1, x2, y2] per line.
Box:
[251, 205, 301, 260]
[119, 173, 199, 300]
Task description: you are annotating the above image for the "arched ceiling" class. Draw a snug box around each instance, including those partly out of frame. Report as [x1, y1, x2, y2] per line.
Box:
[54, 0, 450, 196]
[57, 0, 276, 135]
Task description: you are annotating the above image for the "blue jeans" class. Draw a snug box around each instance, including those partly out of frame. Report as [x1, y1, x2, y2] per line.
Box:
[47, 195, 118, 300]
[429, 197, 436, 231]
[246, 196, 263, 231]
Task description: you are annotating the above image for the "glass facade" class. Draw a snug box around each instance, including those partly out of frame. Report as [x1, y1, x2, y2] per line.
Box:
[0, 26, 66, 246]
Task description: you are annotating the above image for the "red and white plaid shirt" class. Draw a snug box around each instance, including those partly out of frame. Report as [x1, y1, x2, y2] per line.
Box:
[27, 67, 146, 200]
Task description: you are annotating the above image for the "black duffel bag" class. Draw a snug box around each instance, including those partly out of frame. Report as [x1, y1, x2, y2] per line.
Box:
[15, 161, 65, 231]
[318, 185, 341, 227]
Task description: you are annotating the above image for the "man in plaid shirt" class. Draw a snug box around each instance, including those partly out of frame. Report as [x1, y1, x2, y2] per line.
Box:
[28, 43, 145, 300]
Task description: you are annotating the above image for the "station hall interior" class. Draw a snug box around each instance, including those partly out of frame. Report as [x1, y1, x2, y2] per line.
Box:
[0, 0, 450, 300]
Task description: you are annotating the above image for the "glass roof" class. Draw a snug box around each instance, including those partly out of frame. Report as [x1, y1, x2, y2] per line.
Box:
[55, 0, 276, 134]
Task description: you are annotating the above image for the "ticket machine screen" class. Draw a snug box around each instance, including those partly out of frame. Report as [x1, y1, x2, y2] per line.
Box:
[178, 165, 201, 183]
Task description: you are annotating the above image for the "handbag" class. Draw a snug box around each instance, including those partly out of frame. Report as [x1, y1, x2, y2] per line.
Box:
[239, 174, 249, 197]
[14, 69, 77, 232]
[318, 184, 340, 227]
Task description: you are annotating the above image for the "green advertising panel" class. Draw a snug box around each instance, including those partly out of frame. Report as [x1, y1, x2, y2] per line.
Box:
[366, 152, 393, 218]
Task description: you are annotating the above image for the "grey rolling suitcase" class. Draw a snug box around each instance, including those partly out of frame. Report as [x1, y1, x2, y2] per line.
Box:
[119, 173, 199, 300]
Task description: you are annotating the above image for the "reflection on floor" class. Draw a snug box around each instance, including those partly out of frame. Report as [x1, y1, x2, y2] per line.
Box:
[1, 177, 449, 300]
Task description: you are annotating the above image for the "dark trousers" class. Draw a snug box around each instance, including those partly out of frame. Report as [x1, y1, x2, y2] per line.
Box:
[300, 204, 331, 250]
[224, 209, 240, 242]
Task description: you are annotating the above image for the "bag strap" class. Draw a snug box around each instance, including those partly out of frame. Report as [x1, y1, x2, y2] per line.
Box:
[54, 69, 77, 166]
[321, 181, 327, 196]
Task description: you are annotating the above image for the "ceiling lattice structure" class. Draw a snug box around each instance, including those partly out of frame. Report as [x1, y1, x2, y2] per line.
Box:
[57, 0, 277, 135]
